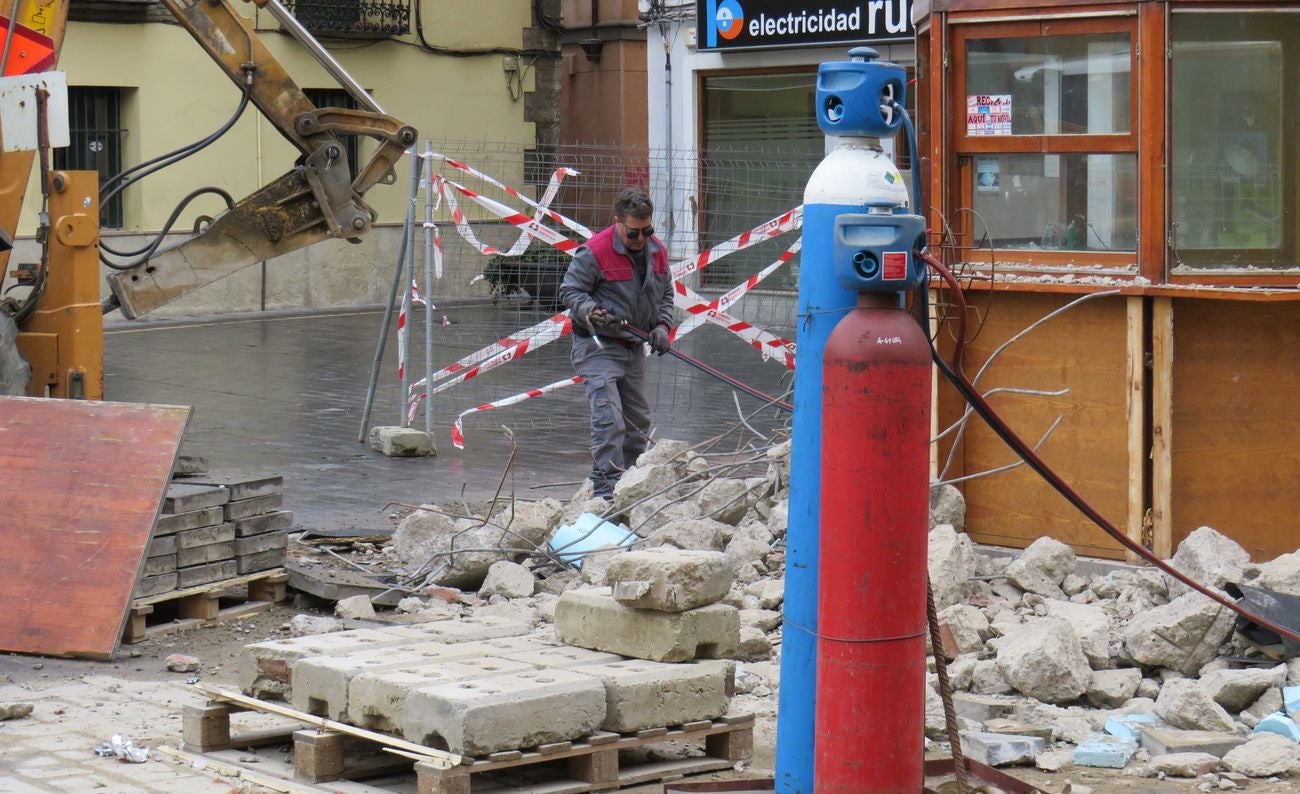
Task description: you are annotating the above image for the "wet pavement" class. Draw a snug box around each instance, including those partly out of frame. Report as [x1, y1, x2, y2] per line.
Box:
[104, 302, 793, 530]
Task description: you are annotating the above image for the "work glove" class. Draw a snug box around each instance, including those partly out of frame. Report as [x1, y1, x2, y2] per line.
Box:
[586, 307, 617, 329]
[649, 325, 671, 356]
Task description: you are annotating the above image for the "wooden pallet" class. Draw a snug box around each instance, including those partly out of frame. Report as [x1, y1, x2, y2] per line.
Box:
[123, 569, 288, 644]
[187, 684, 753, 794]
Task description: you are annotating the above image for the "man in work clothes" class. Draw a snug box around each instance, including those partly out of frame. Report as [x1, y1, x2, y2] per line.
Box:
[559, 188, 674, 499]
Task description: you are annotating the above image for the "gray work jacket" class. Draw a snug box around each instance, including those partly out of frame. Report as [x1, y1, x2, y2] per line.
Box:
[559, 226, 675, 342]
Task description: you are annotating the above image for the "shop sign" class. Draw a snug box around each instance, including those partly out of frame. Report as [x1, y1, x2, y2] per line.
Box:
[697, 0, 914, 52]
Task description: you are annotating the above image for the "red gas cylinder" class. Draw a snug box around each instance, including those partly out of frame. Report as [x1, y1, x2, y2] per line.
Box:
[815, 295, 932, 792]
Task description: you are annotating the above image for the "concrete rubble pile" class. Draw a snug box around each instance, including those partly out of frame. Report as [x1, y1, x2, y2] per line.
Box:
[265, 436, 1300, 782]
[925, 518, 1300, 784]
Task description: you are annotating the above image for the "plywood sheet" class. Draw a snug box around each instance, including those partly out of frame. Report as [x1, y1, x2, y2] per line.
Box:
[0, 396, 189, 658]
[935, 292, 1130, 558]
[1170, 300, 1300, 561]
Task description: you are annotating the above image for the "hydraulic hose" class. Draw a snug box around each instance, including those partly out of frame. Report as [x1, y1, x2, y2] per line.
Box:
[920, 249, 1300, 644]
[617, 323, 793, 412]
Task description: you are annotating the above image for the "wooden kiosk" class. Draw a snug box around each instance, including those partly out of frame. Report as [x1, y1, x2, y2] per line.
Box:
[913, 1, 1299, 560]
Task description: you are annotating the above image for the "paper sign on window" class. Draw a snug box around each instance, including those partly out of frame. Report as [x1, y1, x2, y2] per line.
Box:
[966, 94, 1012, 137]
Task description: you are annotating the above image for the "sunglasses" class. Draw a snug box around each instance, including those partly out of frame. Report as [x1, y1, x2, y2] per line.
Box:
[622, 224, 655, 240]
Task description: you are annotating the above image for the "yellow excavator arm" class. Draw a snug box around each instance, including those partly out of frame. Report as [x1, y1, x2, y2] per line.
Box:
[1, 0, 415, 319]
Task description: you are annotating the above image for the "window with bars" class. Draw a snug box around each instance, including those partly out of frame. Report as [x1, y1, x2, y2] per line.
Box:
[53, 87, 125, 228]
[303, 89, 361, 182]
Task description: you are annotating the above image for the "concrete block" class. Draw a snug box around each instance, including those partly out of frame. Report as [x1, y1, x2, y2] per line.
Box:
[952, 692, 1018, 723]
[143, 554, 177, 576]
[497, 645, 622, 670]
[133, 573, 178, 598]
[401, 668, 606, 755]
[555, 588, 739, 663]
[184, 472, 283, 501]
[604, 549, 732, 612]
[1252, 712, 1300, 742]
[1138, 725, 1247, 758]
[239, 628, 440, 699]
[1073, 733, 1138, 768]
[225, 493, 284, 520]
[163, 483, 228, 514]
[232, 511, 294, 537]
[237, 548, 285, 574]
[235, 531, 288, 556]
[146, 535, 177, 556]
[1151, 752, 1222, 778]
[369, 426, 434, 457]
[291, 644, 491, 721]
[570, 658, 729, 732]
[983, 719, 1054, 741]
[349, 658, 532, 732]
[1105, 712, 1164, 741]
[176, 523, 236, 548]
[177, 540, 235, 567]
[960, 731, 1045, 767]
[155, 506, 224, 536]
[176, 560, 237, 588]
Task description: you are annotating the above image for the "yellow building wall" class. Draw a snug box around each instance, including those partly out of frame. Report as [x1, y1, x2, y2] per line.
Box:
[17, 2, 536, 235]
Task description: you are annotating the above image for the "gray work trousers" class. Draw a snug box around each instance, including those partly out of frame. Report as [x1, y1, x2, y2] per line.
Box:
[571, 335, 652, 498]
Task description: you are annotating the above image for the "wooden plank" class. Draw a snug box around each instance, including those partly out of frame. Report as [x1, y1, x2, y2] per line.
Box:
[0, 396, 189, 659]
[945, 293, 1130, 558]
[1150, 297, 1174, 560]
[1169, 300, 1300, 561]
[193, 683, 462, 768]
[1125, 296, 1148, 562]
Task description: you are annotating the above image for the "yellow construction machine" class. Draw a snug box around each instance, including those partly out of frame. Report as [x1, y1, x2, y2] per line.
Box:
[0, 0, 415, 398]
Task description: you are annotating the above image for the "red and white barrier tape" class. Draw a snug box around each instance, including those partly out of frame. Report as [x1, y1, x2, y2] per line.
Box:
[408, 313, 576, 420]
[436, 175, 582, 258]
[671, 207, 802, 281]
[427, 154, 593, 241]
[407, 310, 571, 399]
[450, 376, 584, 449]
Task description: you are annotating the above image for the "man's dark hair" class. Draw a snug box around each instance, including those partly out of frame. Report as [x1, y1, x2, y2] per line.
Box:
[614, 187, 653, 221]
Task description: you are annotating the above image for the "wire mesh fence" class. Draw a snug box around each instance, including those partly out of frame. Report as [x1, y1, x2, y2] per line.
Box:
[391, 138, 810, 447]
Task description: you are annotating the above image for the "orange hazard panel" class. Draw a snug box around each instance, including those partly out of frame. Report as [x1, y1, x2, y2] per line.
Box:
[0, 18, 57, 76]
[0, 396, 190, 659]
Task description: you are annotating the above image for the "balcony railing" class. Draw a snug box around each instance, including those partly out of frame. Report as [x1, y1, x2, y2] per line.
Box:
[283, 0, 410, 37]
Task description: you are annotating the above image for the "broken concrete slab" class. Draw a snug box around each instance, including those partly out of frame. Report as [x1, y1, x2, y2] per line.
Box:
[555, 587, 739, 663]
[1254, 550, 1300, 599]
[348, 657, 532, 732]
[696, 478, 750, 525]
[938, 604, 990, 656]
[604, 548, 731, 612]
[335, 595, 377, 621]
[1151, 752, 1221, 778]
[1045, 599, 1112, 669]
[478, 561, 536, 600]
[612, 463, 678, 511]
[983, 719, 1054, 741]
[951, 693, 1019, 723]
[1139, 725, 1246, 758]
[571, 658, 730, 732]
[929, 483, 965, 532]
[1124, 590, 1237, 675]
[929, 525, 975, 610]
[1222, 732, 1300, 778]
[1019, 536, 1076, 585]
[735, 626, 773, 662]
[646, 518, 729, 552]
[291, 643, 490, 720]
[1166, 526, 1250, 597]
[1087, 668, 1143, 709]
[393, 510, 529, 588]
[1004, 559, 1067, 600]
[1200, 665, 1288, 712]
[996, 617, 1090, 704]
[401, 668, 606, 755]
[1156, 678, 1236, 733]
[368, 426, 434, 457]
[960, 731, 1044, 767]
